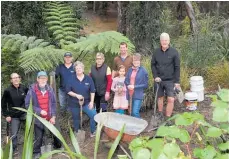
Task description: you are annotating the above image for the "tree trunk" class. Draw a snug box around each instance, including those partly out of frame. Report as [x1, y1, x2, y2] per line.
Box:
[117, 1, 129, 35]
[184, 1, 198, 35]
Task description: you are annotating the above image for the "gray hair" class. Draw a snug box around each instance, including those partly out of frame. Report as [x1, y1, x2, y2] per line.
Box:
[10, 73, 20, 79]
[160, 32, 170, 40]
[133, 53, 141, 60]
[73, 61, 84, 71]
[96, 52, 105, 60]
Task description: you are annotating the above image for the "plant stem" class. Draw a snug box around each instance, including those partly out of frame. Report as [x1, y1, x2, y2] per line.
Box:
[119, 144, 132, 159]
[185, 144, 192, 158]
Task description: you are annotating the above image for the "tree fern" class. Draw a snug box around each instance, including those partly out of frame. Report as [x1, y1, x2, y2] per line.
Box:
[65, 31, 135, 55]
[43, 1, 83, 45]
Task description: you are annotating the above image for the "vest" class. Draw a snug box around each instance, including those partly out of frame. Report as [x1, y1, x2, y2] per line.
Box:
[35, 86, 49, 119]
[91, 64, 107, 96]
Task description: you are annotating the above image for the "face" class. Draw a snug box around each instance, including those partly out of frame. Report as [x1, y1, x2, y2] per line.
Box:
[64, 56, 73, 64]
[133, 57, 141, 67]
[160, 38, 170, 49]
[96, 55, 104, 67]
[120, 44, 128, 55]
[118, 68, 125, 76]
[10, 73, 21, 86]
[37, 76, 48, 87]
[75, 65, 84, 75]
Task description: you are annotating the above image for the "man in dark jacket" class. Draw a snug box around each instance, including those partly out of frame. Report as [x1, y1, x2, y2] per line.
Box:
[151, 32, 180, 119]
[1, 73, 28, 153]
[25, 71, 61, 158]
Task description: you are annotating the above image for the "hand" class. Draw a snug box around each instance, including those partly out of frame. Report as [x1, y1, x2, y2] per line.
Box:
[155, 77, 161, 83]
[174, 83, 180, 89]
[105, 92, 110, 101]
[88, 102, 94, 109]
[40, 110, 47, 116]
[127, 85, 134, 90]
[6, 116, 11, 122]
[49, 116, 56, 124]
[76, 94, 84, 100]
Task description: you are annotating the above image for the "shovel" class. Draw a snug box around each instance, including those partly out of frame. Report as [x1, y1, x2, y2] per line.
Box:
[75, 98, 86, 144]
[41, 126, 52, 159]
[6, 122, 9, 144]
[145, 82, 164, 132]
[129, 89, 134, 116]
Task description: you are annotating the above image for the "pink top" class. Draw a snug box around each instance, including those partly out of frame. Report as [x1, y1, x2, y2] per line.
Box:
[111, 76, 129, 109]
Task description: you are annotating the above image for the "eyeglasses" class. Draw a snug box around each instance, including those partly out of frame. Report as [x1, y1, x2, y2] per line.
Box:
[96, 58, 103, 60]
[11, 77, 20, 79]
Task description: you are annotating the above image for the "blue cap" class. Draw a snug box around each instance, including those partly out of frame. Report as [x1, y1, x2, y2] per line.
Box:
[37, 71, 48, 78]
[64, 52, 72, 57]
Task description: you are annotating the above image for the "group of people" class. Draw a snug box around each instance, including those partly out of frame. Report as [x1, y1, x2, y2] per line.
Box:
[1, 32, 180, 158]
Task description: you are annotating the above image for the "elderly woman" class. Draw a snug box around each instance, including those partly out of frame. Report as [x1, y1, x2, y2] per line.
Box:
[90, 52, 112, 113]
[66, 61, 97, 137]
[125, 53, 148, 118]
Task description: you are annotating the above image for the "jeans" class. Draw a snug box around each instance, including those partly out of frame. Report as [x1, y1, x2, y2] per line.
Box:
[131, 99, 142, 118]
[69, 103, 97, 133]
[58, 88, 68, 111]
[11, 114, 26, 150]
[115, 109, 125, 114]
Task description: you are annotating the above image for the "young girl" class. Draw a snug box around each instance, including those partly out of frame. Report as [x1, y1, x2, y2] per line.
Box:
[111, 65, 128, 114]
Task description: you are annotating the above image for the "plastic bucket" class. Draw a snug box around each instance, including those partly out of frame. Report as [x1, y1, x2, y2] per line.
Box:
[190, 76, 204, 102]
[185, 92, 198, 110]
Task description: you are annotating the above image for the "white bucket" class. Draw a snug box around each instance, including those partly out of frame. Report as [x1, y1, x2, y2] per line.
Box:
[184, 92, 198, 110]
[190, 76, 204, 102]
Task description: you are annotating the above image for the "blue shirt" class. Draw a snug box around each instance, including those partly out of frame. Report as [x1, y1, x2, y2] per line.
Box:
[65, 74, 96, 107]
[55, 64, 74, 91]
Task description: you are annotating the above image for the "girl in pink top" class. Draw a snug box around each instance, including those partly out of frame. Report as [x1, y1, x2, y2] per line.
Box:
[111, 65, 128, 114]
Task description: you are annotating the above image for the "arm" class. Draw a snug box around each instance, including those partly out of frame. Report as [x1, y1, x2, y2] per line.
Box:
[134, 69, 149, 89]
[151, 53, 158, 79]
[50, 88, 57, 117]
[25, 88, 41, 115]
[124, 69, 131, 86]
[1, 90, 10, 117]
[174, 51, 180, 84]
[106, 67, 112, 93]
[111, 78, 117, 92]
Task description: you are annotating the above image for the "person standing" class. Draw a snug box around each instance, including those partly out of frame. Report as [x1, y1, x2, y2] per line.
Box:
[111, 65, 129, 114]
[112, 42, 133, 78]
[151, 32, 180, 119]
[55, 52, 74, 111]
[66, 61, 97, 137]
[90, 52, 112, 113]
[125, 53, 148, 118]
[25, 71, 61, 158]
[1, 73, 28, 154]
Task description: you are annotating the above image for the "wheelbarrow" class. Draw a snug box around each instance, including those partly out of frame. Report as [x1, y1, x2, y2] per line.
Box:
[94, 112, 148, 143]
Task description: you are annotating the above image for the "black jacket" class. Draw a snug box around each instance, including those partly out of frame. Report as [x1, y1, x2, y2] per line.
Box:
[1, 84, 28, 118]
[151, 47, 180, 83]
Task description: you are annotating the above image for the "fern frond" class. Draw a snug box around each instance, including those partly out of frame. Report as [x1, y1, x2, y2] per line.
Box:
[48, 26, 63, 32]
[46, 21, 62, 26]
[45, 16, 60, 21]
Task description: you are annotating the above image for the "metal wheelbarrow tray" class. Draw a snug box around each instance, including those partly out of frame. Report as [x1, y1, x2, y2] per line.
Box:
[94, 112, 148, 143]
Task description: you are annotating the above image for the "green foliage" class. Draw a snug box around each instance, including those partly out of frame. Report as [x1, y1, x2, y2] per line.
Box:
[194, 145, 217, 159]
[174, 112, 204, 126]
[43, 1, 84, 45]
[2, 140, 13, 159]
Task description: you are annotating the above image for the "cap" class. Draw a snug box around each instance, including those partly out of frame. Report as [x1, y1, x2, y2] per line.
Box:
[37, 71, 48, 78]
[64, 52, 72, 57]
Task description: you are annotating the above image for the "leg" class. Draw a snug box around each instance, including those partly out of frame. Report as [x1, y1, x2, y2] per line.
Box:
[115, 109, 124, 114]
[58, 88, 67, 111]
[69, 107, 80, 132]
[82, 104, 97, 133]
[100, 95, 108, 112]
[154, 82, 164, 112]
[164, 81, 176, 117]
[34, 124, 44, 154]
[10, 118, 20, 150]
[95, 94, 101, 113]
[131, 99, 142, 118]
[52, 124, 62, 149]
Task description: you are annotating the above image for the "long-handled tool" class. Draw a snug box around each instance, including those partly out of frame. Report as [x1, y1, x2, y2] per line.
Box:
[76, 98, 86, 144]
[129, 89, 134, 116]
[144, 82, 164, 132]
[6, 122, 10, 144]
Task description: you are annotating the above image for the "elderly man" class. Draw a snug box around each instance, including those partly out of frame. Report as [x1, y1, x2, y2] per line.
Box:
[1, 73, 28, 154]
[55, 52, 74, 111]
[151, 32, 180, 120]
[25, 71, 61, 158]
[90, 52, 112, 113]
[112, 42, 133, 78]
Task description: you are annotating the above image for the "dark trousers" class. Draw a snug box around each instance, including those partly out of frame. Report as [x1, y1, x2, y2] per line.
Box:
[95, 94, 107, 113]
[33, 121, 62, 154]
[11, 114, 26, 150]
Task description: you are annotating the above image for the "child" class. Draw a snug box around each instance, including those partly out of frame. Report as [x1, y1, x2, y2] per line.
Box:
[111, 65, 128, 114]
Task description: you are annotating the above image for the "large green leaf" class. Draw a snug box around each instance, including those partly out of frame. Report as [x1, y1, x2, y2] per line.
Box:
[107, 124, 126, 159]
[129, 136, 149, 151]
[211, 100, 228, 108]
[218, 141, 229, 151]
[69, 125, 81, 154]
[179, 129, 191, 143]
[132, 147, 150, 159]
[217, 89, 229, 102]
[94, 122, 103, 159]
[206, 127, 223, 137]
[175, 112, 204, 126]
[147, 139, 164, 159]
[163, 143, 180, 158]
[2, 140, 13, 159]
[220, 123, 229, 133]
[213, 107, 229, 122]
[40, 150, 66, 159]
[193, 146, 217, 159]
